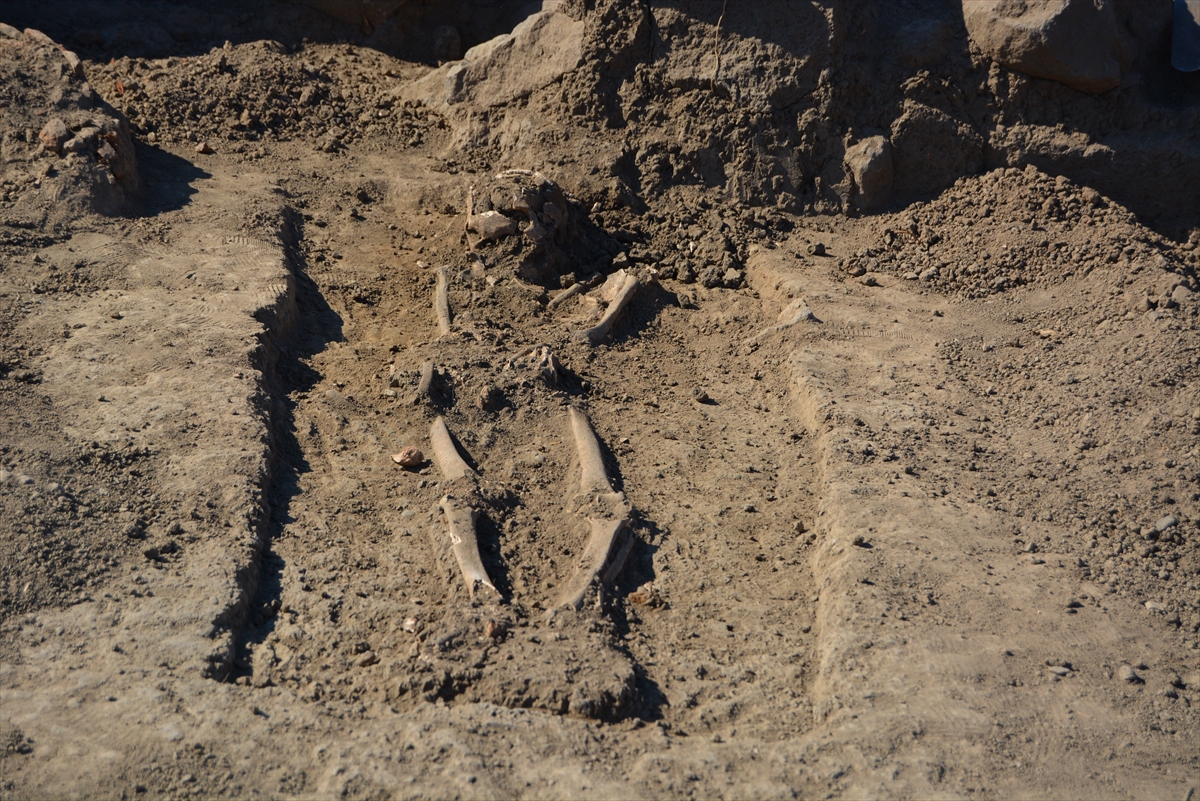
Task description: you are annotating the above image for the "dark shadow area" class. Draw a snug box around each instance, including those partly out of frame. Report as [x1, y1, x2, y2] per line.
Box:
[130, 141, 209, 216]
[605, 517, 667, 722]
[220, 206, 344, 683]
[474, 511, 513, 602]
[0, 0, 540, 65]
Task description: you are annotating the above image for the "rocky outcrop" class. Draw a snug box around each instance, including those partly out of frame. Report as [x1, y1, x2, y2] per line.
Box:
[962, 0, 1129, 93]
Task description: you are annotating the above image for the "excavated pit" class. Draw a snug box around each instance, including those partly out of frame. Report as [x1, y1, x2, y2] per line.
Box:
[1, 1, 1199, 798]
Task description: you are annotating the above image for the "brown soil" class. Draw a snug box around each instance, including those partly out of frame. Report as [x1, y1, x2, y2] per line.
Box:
[1, 2, 1198, 799]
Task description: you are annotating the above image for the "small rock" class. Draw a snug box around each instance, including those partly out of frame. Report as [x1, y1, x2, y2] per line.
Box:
[629, 582, 663, 608]
[402, 617, 419, 634]
[1144, 600, 1167, 613]
[1049, 665, 1071, 676]
[807, 242, 826, 256]
[38, 118, 70, 153]
[722, 268, 744, 288]
[1184, 671, 1200, 689]
[195, 141, 214, 155]
[391, 447, 424, 469]
[353, 651, 378, 667]
[484, 619, 506, 639]
[1155, 515, 1178, 533]
[699, 264, 725, 289]
[858, 273, 879, 287]
[470, 210, 517, 240]
[1118, 664, 1140, 683]
[691, 387, 711, 404]
[677, 261, 697, 284]
[63, 127, 99, 154]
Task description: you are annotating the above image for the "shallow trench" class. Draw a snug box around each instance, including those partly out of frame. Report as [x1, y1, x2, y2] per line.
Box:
[209, 185, 824, 734]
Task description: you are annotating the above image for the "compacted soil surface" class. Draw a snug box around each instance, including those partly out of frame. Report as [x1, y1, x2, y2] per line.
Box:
[1, 1, 1198, 798]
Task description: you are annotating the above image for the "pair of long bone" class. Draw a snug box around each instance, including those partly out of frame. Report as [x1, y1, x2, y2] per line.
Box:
[429, 411, 631, 609]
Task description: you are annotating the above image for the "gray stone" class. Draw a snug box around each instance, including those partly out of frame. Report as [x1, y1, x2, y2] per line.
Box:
[844, 136, 894, 210]
[1118, 664, 1140, 683]
[962, 0, 1127, 94]
[1155, 515, 1179, 533]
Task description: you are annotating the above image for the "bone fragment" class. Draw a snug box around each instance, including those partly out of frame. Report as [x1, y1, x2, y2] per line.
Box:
[430, 416, 475, 480]
[434, 267, 452, 337]
[439, 494, 495, 597]
[570, 407, 611, 493]
[498, 168, 549, 184]
[552, 408, 633, 612]
[547, 273, 601, 311]
[417, 360, 435, 397]
[574, 272, 639, 346]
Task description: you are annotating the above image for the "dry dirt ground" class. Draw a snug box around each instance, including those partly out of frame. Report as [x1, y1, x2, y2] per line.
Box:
[1, 1, 1199, 799]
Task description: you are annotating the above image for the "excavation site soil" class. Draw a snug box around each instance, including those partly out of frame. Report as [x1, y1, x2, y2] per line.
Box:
[1, 1, 1199, 798]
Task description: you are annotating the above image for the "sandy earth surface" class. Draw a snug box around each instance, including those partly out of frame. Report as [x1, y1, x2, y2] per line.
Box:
[1, 1, 1199, 799]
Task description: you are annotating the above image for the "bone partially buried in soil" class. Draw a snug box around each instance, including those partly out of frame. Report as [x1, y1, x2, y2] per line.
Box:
[551, 408, 634, 615]
[575, 270, 640, 346]
[429, 416, 495, 598]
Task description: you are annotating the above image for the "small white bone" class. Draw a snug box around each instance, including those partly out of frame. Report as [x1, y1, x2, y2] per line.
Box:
[434, 267, 452, 337]
[574, 271, 639, 346]
[553, 408, 632, 612]
[430, 416, 475, 480]
[439, 494, 496, 598]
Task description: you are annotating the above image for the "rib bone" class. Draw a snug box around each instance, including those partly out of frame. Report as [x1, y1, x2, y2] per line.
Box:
[439, 494, 496, 597]
[553, 408, 632, 612]
[430, 416, 475, 480]
[429, 417, 495, 598]
[574, 271, 639, 346]
[434, 266, 452, 337]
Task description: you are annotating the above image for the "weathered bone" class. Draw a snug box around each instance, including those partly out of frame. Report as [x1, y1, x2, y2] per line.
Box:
[498, 168, 549, 184]
[430, 416, 474, 480]
[574, 271, 639, 346]
[547, 272, 602, 312]
[416, 360, 435, 398]
[434, 267, 452, 337]
[439, 494, 496, 597]
[552, 408, 632, 612]
[429, 417, 495, 598]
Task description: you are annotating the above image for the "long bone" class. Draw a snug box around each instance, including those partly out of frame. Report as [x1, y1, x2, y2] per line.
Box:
[434, 266, 452, 337]
[429, 416, 495, 597]
[574, 271, 639, 346]
[553, 408, 633, 612]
